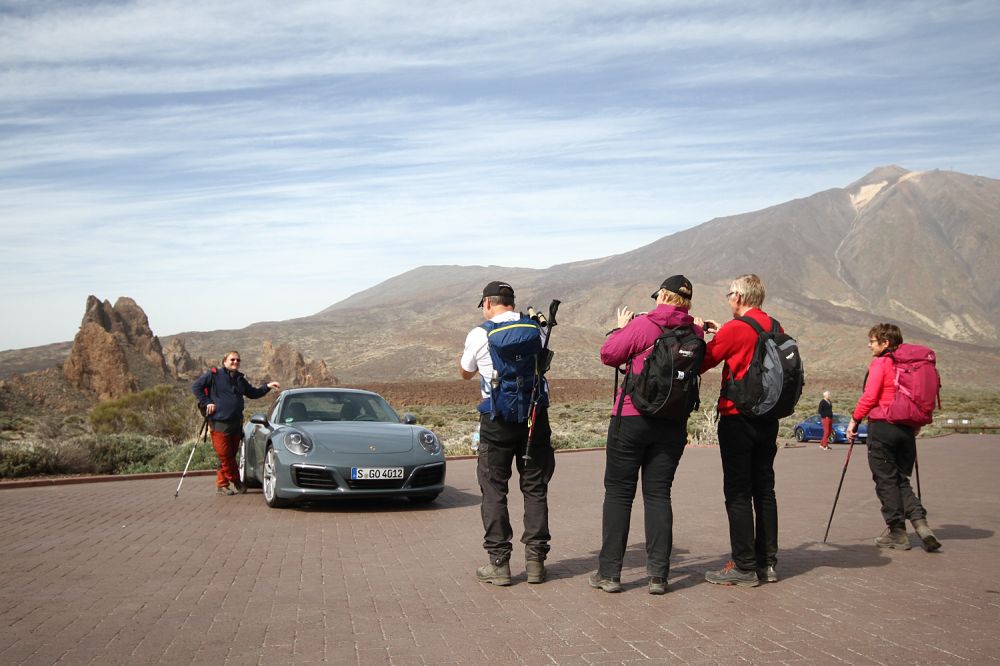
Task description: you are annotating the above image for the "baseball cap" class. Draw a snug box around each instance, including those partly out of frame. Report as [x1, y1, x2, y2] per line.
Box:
[651, 275, 693, 300]
[477, 281, 515, 307]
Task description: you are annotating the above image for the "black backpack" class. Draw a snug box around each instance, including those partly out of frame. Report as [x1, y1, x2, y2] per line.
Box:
[723, 316, 803, 419]
[618, 325, 706, 422]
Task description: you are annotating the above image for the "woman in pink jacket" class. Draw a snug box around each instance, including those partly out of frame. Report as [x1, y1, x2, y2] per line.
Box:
[847, 323, 941, 552]
[588, 275, 705, 595]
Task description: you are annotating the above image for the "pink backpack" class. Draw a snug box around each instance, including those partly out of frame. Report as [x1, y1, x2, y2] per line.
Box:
[884, 344, 941, 427]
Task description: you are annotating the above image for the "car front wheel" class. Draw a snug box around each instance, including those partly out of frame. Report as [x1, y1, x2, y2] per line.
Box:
[262, 446, 290, 508]
[827, 432, 836, 444]
[794, 428, 806, 442]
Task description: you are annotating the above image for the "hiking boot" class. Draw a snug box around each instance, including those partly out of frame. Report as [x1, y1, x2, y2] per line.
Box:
[526, 560, 546, 584]
[705, 561, 759, 587]
[216, 486, 236, 496]
[757, 565, 778, 583]
[233, 479, 246, 494]
[588, 572, 622, 593]
[875, 526, 911, 550]
[648, 576, 667, 595]
[476, 560, 512, 586]
[911, 519, 941, 552]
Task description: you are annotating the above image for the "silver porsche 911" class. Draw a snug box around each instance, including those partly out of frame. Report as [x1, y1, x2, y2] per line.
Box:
[239, 388, 446, 508]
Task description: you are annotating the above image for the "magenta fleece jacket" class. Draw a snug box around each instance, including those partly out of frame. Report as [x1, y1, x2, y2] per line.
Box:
[600, 304, 704, 417]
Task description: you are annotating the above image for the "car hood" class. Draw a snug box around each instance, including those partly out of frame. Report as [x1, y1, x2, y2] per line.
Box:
[291, 422, 415, 454]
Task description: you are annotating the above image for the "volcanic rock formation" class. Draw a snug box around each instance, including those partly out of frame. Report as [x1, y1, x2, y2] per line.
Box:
[260, 340, 338, 388]
[63, 296, 169, 400]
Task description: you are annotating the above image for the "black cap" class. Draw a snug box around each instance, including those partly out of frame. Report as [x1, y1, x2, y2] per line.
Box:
[477, 280, 515, 307]
[651, 275, 693, 300]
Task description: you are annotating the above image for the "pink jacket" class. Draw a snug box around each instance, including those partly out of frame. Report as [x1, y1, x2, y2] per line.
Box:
[600, 304, 704, 417]
[852, 355, 897, 422]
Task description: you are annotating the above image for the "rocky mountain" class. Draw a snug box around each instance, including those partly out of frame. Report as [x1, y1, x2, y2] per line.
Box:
[259, 340, 338, 388]
[2, 166, 997, 390]
[62, 296, 170, 400]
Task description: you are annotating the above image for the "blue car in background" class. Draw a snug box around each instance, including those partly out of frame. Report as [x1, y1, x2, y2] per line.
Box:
[793, 414, 867, 444]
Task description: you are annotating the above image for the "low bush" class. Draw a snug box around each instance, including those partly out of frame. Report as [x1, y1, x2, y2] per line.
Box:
[0, 442, 62, 477]
[89, 385, 202, 444]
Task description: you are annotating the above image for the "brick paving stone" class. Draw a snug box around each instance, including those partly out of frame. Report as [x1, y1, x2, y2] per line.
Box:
[1, 434, 999, 664]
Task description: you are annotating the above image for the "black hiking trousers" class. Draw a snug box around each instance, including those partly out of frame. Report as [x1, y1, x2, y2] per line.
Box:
[598, 415, 687, 579]
[718, 415, 779, 573]
[867, 420, 927, 529]
[477, 407, 555, 564]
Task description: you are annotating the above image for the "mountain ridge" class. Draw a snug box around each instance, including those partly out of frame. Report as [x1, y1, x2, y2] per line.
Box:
[2, 166, 997, 388]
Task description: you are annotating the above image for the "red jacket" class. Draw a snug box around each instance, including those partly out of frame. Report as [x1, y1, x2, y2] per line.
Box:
[601, 304, 703, 417]
[699, 308, 775, 417]
[852, 355, 896, 422]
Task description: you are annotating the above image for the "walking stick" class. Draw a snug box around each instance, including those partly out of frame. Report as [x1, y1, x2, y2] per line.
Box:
[823, 439, 856, 542]
[524, 299, 560, 461]
[914, 448, 921, 500]
[175, 416, 209, 499]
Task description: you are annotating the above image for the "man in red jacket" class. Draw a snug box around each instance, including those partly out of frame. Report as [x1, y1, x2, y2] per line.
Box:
[699, 274, 779, 587]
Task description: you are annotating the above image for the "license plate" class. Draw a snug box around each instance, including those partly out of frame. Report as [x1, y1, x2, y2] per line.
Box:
[351, 467, 404, 480]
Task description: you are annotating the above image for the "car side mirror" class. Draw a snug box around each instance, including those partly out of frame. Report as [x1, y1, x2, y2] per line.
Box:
[402, 413, 417, 425]
[249, 413, 270, 427]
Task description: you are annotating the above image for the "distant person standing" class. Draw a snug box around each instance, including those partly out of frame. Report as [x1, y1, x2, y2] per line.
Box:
[459, 281, 555, 586]
[818, 391, 834, 450]
[698, 274, 783, 587]
[192, 352, 280, 496]
[589, 275, 704, 595]
[847, 324, 941, 552]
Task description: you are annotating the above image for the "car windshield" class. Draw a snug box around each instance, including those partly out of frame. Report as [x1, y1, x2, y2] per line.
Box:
[277, 392, 400, 424]
[832, 414, 851, 424]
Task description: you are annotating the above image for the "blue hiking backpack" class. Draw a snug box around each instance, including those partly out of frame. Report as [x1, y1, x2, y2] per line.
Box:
[479, 317, 547, 422]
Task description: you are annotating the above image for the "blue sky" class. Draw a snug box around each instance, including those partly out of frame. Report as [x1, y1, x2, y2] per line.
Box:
[2, 0, 999, 351]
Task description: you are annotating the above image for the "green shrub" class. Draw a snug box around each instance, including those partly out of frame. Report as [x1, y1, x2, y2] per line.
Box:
[0, 442, 62, 478]
[89, 385, 202, 444]
[78, 433, 173, 474]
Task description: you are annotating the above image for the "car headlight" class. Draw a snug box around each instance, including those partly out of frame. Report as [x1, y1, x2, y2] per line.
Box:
[417, 429, 440, 454]
[282, 429, 313, 455]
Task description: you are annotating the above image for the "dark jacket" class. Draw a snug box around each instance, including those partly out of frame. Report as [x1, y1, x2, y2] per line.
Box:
[192, 368, 271, 423]
[818, 399, 833, 419]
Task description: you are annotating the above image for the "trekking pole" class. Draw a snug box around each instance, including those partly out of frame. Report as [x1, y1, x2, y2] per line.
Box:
[524, 299, 561, 461]
[823, 439, 856, 542]
[914, 448, 921, 500]
[175, 416, 208, 499]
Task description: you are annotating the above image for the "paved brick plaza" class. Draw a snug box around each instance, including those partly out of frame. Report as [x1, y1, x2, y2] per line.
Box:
[1, 434, 998, 665]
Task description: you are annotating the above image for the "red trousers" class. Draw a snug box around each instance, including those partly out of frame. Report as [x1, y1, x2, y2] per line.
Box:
[211, 430, 241, 488]
[820, 417, 833, 447]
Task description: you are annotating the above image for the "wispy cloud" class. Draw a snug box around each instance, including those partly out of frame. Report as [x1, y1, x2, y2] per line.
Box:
[1, 0, 998, 349]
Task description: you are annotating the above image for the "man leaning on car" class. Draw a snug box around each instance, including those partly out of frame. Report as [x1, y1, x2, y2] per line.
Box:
[192, 351, 280, 496]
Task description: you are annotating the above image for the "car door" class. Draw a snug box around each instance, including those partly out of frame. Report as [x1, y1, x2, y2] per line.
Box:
[804, 416, 822, 440]
[246, 408, 277, 480]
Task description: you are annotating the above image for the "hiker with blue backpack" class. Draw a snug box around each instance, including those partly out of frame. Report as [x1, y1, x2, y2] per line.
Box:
[460, 281, 556, 586]
[698, 274, 803, 587]
[589, 275, 706, 595]
[846, 323, 942, 552]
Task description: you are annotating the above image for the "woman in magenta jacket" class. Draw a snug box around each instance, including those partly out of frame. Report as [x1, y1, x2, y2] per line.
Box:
[847, 323, 941, 552]
[588, 275, 705, 595]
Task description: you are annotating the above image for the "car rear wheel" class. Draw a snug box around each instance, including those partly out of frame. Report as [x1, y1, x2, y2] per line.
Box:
[263, 446, 290, 508]
[238, 439, 263, 489]
[794, 428, 806, 442]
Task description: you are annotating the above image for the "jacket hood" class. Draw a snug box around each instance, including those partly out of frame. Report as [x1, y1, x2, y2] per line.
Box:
[644, 304, 695, 329]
